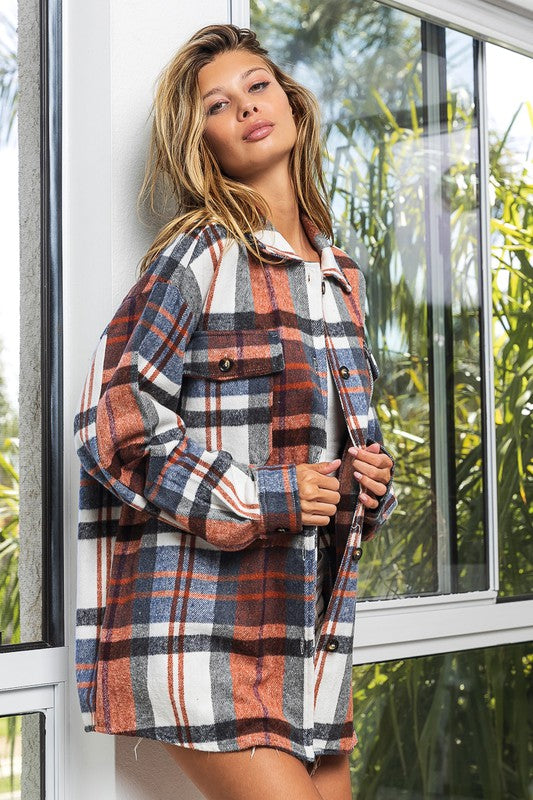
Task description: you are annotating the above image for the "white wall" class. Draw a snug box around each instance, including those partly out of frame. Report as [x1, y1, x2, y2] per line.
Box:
[63, 3, 228, 799]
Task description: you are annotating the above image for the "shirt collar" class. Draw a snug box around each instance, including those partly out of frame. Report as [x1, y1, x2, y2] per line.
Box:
[245, 211, 353, 294]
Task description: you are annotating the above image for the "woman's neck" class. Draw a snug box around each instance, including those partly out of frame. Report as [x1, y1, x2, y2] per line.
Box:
[245, 165, 319, 260]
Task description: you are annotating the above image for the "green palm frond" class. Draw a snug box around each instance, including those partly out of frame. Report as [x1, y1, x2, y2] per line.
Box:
[0, 11, 18, 146]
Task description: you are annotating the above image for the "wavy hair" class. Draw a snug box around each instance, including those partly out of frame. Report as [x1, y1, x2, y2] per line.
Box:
[138, 24, 332, 273]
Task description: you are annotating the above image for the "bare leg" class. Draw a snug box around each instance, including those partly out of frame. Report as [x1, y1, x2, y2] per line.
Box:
[162, 742, 326, 800]
[310, 754, 352, 800]
[162, 742, 325, 800]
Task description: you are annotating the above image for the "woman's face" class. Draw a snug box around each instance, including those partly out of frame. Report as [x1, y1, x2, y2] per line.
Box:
[198, 49, 297, 183]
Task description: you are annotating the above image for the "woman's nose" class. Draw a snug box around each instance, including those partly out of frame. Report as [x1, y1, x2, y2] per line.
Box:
[238, 102, 259, 121]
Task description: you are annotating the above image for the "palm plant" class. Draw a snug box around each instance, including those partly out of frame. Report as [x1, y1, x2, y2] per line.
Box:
[0, 10, 17, 146]
[0, 438, 19, 647]
[251, 1, 532, 796]
[0, 8, 19, 794]
[0, 437, 19, 796]
[0, 8, 19, 647]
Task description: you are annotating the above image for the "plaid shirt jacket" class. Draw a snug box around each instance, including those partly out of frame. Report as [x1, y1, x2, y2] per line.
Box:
[74, 212, 397, 763]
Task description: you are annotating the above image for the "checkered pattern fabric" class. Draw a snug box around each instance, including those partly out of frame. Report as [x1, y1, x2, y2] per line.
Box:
[74, 212, 397, 763]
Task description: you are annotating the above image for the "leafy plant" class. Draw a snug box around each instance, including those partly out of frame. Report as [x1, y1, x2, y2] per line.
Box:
[0, 437, 20, 647]
[0, 10, 17, 146]
[251, 0, 532, 796]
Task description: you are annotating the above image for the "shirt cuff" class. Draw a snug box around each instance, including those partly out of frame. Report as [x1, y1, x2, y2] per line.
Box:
[255, 463, 303, 535]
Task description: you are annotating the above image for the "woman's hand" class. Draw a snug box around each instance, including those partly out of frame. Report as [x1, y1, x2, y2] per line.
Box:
[295, 459, 341, 527]
[348, 441, 393, 510]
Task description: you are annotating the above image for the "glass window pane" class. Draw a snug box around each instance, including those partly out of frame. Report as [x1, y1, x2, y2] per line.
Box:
[0, 713, 43, 800]
[350, 642, 533, 799]
[251, 0, 488, 598]
[486, 44, 533, 599]
[0, 0, 43, 645]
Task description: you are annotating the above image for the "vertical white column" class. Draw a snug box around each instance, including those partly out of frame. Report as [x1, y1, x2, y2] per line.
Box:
[64, 3, 228, 800]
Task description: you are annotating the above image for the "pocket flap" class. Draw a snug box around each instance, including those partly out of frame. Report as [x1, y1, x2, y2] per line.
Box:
[183, 328, 285, 380]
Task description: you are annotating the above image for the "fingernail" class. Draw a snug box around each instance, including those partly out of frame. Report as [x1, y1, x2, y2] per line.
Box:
[348, 447, 359, 455]
[354, 471, 362, 480]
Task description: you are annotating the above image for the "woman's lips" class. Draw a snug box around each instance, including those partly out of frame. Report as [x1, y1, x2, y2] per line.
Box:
[243, 124, 274, 142]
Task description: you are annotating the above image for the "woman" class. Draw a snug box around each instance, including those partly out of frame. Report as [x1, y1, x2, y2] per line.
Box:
[74, 23, 397, 800]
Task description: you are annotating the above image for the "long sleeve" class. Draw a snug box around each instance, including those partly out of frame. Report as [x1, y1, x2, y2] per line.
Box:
[74, 255, 302, 552]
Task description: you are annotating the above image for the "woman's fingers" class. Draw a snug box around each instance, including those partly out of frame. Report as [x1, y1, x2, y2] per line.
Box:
[358, 489, 379, 510]
[300, 500, 338, 517]
[296, 461, 342, 524]
[348, 447, 392, 489]
[346, 445, 392, 509]
[353, 472, 387, 497]
[301, 513, 333, 527]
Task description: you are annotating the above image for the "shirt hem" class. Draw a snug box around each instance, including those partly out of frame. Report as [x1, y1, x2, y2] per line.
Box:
[86, 723, 357, 764]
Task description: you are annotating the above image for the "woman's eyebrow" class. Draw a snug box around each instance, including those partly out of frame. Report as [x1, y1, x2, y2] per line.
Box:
[201, 66, 270, 101]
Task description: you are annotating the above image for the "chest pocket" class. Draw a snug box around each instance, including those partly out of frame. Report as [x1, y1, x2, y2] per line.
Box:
[181, 327, 285, 466]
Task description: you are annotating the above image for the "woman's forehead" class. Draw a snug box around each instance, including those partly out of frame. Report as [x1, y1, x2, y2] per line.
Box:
[198, 51, 272, 95]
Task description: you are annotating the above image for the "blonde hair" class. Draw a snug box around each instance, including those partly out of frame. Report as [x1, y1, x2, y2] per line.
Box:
[138, 24, 332, 273]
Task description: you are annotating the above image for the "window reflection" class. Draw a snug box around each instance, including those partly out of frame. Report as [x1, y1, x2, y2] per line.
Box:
[0, 713, 43, 800]
[486, 43, 533, 599]
[0, 0, 21, 646]
[251, 0, 488, 598]
[0, 0, 43, 645]
[350, 642, 533, 799]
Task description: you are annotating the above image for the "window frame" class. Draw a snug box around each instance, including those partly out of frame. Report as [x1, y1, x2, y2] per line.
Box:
[238, 0, 533, 660]
[0, 0, 64, 656]
[0, 0, 66, 796]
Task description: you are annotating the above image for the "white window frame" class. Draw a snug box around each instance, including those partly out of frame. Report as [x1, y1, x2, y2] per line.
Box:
[234, 0, 533, 663]
[0, 648, 68, 800]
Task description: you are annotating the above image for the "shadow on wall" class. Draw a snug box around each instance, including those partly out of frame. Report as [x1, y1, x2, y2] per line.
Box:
[116, 736, 205, 800]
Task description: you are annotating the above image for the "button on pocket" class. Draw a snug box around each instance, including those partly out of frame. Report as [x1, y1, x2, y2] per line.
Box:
[218, 357, 234, 373]
[182, 328, 285, 466]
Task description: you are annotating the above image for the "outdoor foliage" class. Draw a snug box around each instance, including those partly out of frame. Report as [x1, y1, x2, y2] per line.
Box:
[0, 436, 19, 647]
[252, 0, 532, 796]
[490, 112, 533, 597]
[0, 7, 20, 793]
[0, 10, 17, 146]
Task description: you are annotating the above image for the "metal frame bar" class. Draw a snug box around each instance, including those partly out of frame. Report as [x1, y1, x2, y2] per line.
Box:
[420, 20, 457, 595]
[40, 0, 64, 648]
[476, 40, 501, 596]
[375, 0, 533, 57]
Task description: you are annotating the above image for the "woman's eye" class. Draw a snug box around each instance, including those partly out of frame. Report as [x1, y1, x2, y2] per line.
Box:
[208, 100, 227, 115]
[250, 81, 269, 92]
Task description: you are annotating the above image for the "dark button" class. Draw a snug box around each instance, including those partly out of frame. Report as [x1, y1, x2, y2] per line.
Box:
[339, 366, 350, 380]
[325, 638, 339, 652]
[352, 546, 363, 562]
[275, 527, 287, 533]
[321, 280, 326, 295]
[218, 357, 234, 373]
